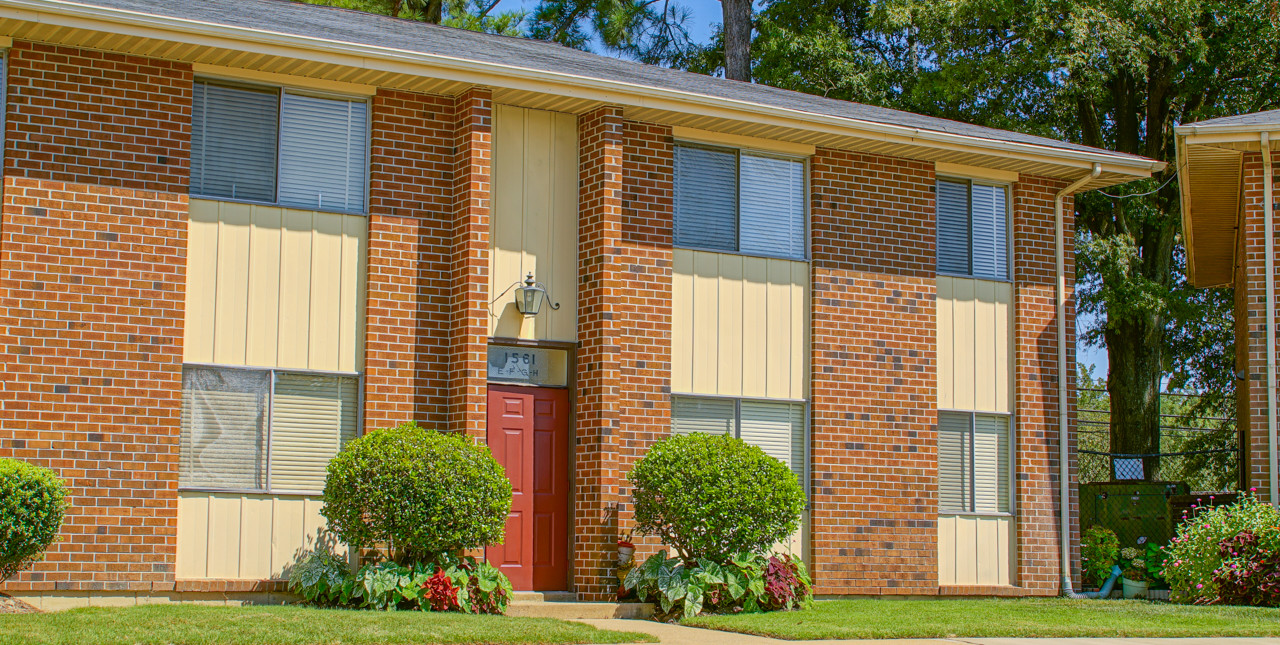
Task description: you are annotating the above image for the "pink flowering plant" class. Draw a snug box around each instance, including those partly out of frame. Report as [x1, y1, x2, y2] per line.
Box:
[1164, 491, 1280, 604]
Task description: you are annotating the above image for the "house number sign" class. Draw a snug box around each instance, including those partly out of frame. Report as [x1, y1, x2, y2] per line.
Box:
[487, 346, 568, 387]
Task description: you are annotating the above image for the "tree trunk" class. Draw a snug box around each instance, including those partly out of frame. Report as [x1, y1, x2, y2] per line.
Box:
[1105, 317, 1163, 480]
[425, 0, 444, 23]
[721, 0, 752, 81]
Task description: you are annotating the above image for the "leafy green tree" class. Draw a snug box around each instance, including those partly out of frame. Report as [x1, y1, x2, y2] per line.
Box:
[301, 0, 526, 34]
[526, 0, 700, 66]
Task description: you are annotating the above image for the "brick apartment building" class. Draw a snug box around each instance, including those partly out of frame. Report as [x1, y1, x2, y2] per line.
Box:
[0, 0, 1163, 609]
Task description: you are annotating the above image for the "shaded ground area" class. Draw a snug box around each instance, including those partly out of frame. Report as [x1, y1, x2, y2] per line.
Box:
[0, 604, 651, 645]
[682, 598, 1280, 640]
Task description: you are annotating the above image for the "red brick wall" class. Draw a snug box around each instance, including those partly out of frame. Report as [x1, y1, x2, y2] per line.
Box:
[363, 89, 456, 431]
[574, 106, 625, 599]
[0, 42, 191, 592]
[1012, 175, 1077, 593]
[615, 121, 675, 557]
[1238, 152, 1277, 500]
[449, 88, 491, 439]
[808, 149, 939, 595]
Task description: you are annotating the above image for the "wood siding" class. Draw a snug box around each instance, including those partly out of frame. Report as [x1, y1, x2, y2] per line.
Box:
[176, 491, 338, 580]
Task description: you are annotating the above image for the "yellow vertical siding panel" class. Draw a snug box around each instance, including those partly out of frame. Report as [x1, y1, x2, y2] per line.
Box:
[974, 280, 997, 412]
[954, 515, 978, 585]
[176, 492, 209, 579]
[937, 514, 956, 586]
[489, 105, 526, 339]
[212, 203, 252, 365]
[184, 202, 220, 364]
[765, 259, 793, 399]
[303, 497, 330, 555]
[691, 252, 720, 394]
[995, 282, 1012, 414]
[790, 262, 809, 399]
[740, 257, 769, 398]
[206, 494, 243, 579]
[976, 515, 1000, 585]
[999, 516, 1013, 585]
[278, 210, 314, 370]
[671, 250, 694, 393]
[270, 496, 305, 579]
[238, 495, 272, 580]
[549, 111, 579, 343]
[308, 212, 344, 372]
[952, 279, 976, 411]
[245, 206, 282, 368]
[936, 277, 955, 409]
[716, 255, 744, 397]
[340, 216, 367, 372]
[523, 109, 553, 341]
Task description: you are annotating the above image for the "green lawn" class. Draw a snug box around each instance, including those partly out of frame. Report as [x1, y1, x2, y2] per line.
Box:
[683, 598, 1280, 639]
[0, 604, 650, 645]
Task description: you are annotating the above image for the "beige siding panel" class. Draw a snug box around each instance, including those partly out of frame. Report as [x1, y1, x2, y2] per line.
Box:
[953, 514, 978, 585]
[671, 251, 694, 393]
[308, 212, 344, 372]
[974, 280, 997, 412]
[951, 279, 976, 411]
[245, 207, 282, 367]
[691, 252, 720, 394]
[278, 210, 314, 370]
[672, 250, 808, 398]
[177, 491, 339, 580]
[487, 105, 579, 342]
[937, 514, 956, 585]
[741, 257, 769, 398]
[994, 283, 1012, 413]
[717, 255, 744, 397]
[936, 277, 955, 410]
[938, 515, 1012, 586]
[184, 204, 219, 364]
[212, 203, 252, 365]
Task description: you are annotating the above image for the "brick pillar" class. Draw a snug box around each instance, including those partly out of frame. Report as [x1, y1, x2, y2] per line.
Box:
[1239, 151, 1279, 500]
[449, 88, 492, 439]
[364, 89, 457, 431]
[574, 106, 625, 599]
[1012, 175, 1077, 593]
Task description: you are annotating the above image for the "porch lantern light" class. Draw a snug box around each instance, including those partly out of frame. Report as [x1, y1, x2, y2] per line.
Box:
[514, 272, 559, 316]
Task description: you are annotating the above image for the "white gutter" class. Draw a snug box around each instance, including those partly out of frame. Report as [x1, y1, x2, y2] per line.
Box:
[1263, 132, 1278, 506]
[0, 0, 1167, 178]
[1057, 163, 1101, 595]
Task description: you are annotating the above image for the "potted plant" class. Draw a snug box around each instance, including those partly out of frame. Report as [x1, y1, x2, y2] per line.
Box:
[1120, 547, 1150, 599]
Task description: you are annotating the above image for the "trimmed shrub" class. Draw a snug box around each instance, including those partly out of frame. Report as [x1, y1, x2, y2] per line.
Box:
[321, 422, 511, 564]
[629, 433, 805, 563]
[1165, 491, 1280, 604]
[0, 459, 68, 582]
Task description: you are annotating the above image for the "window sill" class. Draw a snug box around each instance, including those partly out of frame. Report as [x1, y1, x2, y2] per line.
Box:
[673, 245, 808, 263]
[190, 193, 367, 218]
[178, 487, 324, 497]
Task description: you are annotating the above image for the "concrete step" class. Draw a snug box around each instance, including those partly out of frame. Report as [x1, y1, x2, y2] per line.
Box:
[506, 600, 654, 620]
[511, 591, 578, 603]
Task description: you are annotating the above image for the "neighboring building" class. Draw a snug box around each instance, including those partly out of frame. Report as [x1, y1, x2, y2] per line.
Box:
[1177, 110, 1280, 502]
[0, 0, 1162, 609]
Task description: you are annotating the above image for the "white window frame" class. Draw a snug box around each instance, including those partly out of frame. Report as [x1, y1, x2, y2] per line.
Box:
[935, 176, 1012, 282]
[178, 362, 364, 496]
[190, 77, 372, 216]
[670, 393, 810, 504]
[673, 141, 810, 261]
[937, 409, 1016, 516]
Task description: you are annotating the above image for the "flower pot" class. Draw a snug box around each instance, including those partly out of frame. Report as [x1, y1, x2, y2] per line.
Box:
[1121, 577, 1149, 599]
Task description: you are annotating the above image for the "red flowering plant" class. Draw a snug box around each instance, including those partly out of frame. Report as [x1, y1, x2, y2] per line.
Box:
[423, 568, 460, 612]
[1165, 490, 1280, 604]
[1210, 528, 1280, 607]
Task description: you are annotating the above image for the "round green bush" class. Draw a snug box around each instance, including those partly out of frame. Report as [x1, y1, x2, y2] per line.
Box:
[321, 422, 512, 564]
[1165, 492, 1280, 604]
[629, 433, 805, 563]
[0, 459, 67, 582]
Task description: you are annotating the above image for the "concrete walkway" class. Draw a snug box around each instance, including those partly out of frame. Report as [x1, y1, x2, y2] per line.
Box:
[578, 620, 1280, 645]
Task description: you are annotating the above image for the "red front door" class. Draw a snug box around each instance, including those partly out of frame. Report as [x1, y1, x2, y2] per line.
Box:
[486, 385, 570, 591]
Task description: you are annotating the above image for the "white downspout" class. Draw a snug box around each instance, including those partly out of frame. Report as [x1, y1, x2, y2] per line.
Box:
[1056, 163, 1101, 595]
[1262, 133, 1277, 506]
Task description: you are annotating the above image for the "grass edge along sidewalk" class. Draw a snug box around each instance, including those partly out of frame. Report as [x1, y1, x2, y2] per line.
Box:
[0, 604, 652, 645]
[682, 598, 1280, 640]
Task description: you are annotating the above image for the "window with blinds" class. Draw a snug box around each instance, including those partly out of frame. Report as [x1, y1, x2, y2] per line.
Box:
[674, 144, 806, 260]
[937, 411, 1010, 513]
[190, 79, 368, 213]
[179, 366, 360, 494]
[670, 395, 807, 485]
[936, 179, 1009, 280]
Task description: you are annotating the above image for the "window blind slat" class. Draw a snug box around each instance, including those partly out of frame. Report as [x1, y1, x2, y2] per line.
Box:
[179, 367, 269, 489]
[971, 184, 1008, 280]
[191, 82, 278, 202]
[269, 373, 360, 493]
[740, 155, 806, 260]
[936, 180, 970, 275]
[671, 396, 736, 436]
[973, 414, 1010, 513]
[674, 146, 737, 252]
[937, 411, 971, 512]
[739, 400, 806, 483]
[278, 92, 368, 212]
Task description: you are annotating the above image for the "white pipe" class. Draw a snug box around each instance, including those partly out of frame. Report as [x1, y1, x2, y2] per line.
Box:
[1262, 133, 1277, 506]
[1056, 163, 1101, 595]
